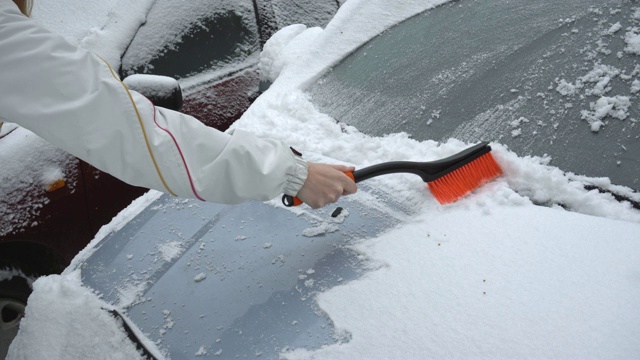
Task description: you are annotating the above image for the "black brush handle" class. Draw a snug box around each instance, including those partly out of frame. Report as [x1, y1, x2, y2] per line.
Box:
[353, 142, 490, 182]
[282, 142, 491, 207]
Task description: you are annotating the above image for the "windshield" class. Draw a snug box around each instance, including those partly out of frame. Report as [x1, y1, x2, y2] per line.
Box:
[307, 0, 639, 191]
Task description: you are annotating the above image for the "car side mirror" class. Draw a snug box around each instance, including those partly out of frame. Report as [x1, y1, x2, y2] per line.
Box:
[123, 74, 183, 111]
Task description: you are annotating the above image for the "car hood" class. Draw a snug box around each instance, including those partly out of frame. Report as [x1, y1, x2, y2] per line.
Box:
[78, 188, 409, 358]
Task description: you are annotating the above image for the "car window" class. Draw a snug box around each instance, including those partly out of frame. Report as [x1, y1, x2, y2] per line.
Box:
[307, 0, 640, 191]
[120, 0, 259, 80]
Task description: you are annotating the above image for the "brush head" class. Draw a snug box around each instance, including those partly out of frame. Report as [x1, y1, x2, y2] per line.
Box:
[427, 151, 502, 204]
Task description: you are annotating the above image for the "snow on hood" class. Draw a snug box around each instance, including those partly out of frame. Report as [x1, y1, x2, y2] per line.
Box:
[7, 271, 162, 360]
[282, 204, 640, 359]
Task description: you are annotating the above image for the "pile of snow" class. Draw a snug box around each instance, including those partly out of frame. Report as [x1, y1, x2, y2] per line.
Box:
[624, 26, 640, 54]
[581, 95, 631, 132]
[6, 271, 155, 360]
[550, 10, 640, 133]
[258, 0, 452, 89]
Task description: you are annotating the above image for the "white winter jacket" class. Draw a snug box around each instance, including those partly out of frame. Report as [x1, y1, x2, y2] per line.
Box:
[0, 0, 308, 203]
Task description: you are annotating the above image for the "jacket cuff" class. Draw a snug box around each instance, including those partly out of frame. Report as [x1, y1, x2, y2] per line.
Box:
[284, 154, 308, 196]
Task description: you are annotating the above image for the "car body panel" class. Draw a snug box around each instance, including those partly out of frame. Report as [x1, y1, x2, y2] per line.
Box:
[79, 187, 407, 358]
[181, 68, 261, 131]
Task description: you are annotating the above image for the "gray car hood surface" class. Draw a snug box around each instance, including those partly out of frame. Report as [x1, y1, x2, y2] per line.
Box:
[79, 187, 408, 359]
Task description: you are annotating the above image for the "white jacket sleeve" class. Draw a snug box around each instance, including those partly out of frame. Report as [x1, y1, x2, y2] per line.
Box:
[0, 1, 308, 204]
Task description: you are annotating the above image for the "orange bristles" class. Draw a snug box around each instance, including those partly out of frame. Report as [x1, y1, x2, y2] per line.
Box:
[427, 152, 503, 204]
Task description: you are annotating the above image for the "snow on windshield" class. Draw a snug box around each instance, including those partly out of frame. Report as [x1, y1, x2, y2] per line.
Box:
[8, 0, 640, 359]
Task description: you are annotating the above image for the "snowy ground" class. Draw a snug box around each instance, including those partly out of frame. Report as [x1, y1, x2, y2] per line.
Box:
[6, 0, 640, 359]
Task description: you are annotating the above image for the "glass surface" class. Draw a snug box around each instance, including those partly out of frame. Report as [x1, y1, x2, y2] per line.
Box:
[308, 0, 640, 190]
[121, 0, 259, 79]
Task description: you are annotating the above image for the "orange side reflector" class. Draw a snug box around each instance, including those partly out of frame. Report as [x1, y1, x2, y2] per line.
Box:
[46, 179, 66, 192]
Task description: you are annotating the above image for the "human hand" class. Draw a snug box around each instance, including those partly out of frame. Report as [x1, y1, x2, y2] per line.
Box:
[295, 163, 358, 209]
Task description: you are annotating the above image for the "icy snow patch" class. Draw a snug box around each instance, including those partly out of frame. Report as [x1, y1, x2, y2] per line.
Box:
[158, 241, 184, 262]
[581, 64, 619, 96]
[580, 95, 631, 132]
[624, 27, 640, 55]
[606, 22, 622, 35]
[555, 79, 579, 96]
[302, 222, 340, 237]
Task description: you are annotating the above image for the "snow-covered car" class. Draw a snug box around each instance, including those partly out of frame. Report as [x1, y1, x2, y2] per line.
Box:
[6, 0, 640, 359]
[0, 0, 339, 357]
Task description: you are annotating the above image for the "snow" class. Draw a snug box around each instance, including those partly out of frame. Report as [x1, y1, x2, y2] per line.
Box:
[6, 0, 640, 359]
[555, 79, 578, 96]
[0, 268, 34, 286]
[259, 24, 309, 83]
[607, 21, 622, 35]
[122, 74, 179, 99]
[281, 204, 640, 360]
[193, 273, 207, 282]
[118, 0, 257, 78]
[6, 271, 158, 360]
[624, 27, 640, 55]
[32, 0, 154, 68]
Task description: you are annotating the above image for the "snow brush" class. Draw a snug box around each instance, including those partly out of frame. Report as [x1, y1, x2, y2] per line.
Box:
[282, 142, 503, 206]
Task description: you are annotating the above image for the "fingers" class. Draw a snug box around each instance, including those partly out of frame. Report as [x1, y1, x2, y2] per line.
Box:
[327, 164, 357, 195]
[296, 163, 358, 209]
